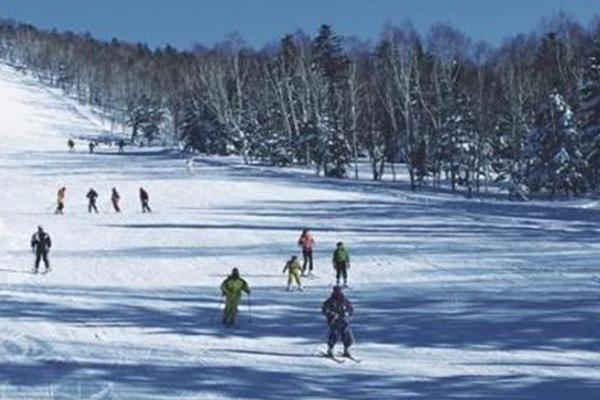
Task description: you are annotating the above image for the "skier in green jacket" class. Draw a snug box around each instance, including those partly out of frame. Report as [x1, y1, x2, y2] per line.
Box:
[220, 268, 251, 326]
[332, 241, 350, 287]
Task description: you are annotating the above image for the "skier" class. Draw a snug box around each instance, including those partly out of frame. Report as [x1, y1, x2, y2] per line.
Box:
[86, 188, 99, 213]
[322, 285, 354, 358]
[55, 187, 66, 214]
[111, 187, 121, 213]
[67, 139, 75, 152]
[89, 141, 96, 154]
[332, 241, 350, 287]
[185, 158, 194, 174]
[282, 255, 303, 291]
[30, 226, 52, 274]
[139, 187, 152, 213]
[118, 140, 125, 153]
[298, 228, 315, 276]
[220, 268, 251, 326]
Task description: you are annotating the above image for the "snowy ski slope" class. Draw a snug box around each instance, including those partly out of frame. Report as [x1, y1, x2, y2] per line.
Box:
[1, 64, 600, 399]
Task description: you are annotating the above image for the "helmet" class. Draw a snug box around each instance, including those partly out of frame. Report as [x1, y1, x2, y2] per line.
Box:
[332, 285, 344, 300]
[231, 268, 240, 278]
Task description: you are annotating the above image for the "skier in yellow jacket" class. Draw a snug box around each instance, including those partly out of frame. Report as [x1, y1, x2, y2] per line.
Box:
[220, 268, 250, 326]
[282, 255, 304, 291]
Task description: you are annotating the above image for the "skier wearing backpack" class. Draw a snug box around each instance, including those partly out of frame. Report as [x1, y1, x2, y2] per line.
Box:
[282, 255, 303, 291]
[86, 188, 99, 213]
[220, 268, 251, 326]
[111, 187, 121, 213]
[298, 228, 315, 276]
[332, 241, 350, 287]
[139, 187, 152, 213]
[31, 226, 52, 274]
[322, 285, 354, 358]
[55, 187, 66, 214]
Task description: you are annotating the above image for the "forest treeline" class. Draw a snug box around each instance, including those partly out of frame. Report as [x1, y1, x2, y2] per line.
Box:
[1, 14, 600, 198]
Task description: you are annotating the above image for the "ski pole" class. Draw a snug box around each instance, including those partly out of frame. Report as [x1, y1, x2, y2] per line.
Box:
[247, 292, 252, 323]
[210, 295, 225, 323]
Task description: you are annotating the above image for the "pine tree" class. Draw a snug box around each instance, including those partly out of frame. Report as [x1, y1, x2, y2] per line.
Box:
[437, 91, 477, 192]
[311, 25, 352, 177]
[127, 94, 164, 144]
[524, 91, 587, 196]
[580, 34, 600, 188]
[179, 100, 229, 155]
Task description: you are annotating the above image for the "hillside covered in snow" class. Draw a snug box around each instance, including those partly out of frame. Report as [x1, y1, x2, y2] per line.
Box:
[1, 64, 600, 399]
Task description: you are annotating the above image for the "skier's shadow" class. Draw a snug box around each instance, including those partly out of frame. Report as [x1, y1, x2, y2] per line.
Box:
[210, 348, 315, 359]
[0, 268, 33, 275]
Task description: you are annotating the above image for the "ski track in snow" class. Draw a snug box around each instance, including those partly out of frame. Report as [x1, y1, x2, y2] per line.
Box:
[1, 64, 600, 399]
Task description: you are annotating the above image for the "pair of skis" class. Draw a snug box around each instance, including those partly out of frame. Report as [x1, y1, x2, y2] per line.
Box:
[319, 351, 361, 364]
[32, 268, 51, 275]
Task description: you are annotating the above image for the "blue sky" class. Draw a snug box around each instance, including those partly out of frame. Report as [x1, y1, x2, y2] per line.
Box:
[0, 0, 598, 49]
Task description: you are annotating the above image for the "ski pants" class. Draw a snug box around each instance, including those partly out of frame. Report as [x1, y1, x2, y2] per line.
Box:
[288, 270, 302, 287]
[141, 200, 152, 213]
[88, 200, 98, 213]
[335, 261, 348, 284]
[112, 199, 121, 212]
[223, 294, 241, 324]
[34, 251, 49, 270]
[328, 319, 353, 349]
[302, 249, 313, 273]
[55, 202, 64, 214]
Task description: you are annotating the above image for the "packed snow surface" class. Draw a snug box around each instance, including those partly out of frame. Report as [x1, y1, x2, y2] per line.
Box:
[1, 64, 600, 399]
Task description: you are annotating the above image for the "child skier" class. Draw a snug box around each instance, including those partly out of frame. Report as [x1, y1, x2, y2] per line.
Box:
[282, 255, 303, 291]
[332, 241, 350, 287]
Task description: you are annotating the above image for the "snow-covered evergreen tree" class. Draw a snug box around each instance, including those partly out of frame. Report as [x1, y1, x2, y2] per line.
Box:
[127, 94, 164, 144]
[302, 116, 351, 178]
[580, 34, 600, 187]
[437, 92, 477, 192]
[524, 91, 587, 196]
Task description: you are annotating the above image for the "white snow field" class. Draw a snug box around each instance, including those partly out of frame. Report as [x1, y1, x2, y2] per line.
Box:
[1, 64, 600, 400]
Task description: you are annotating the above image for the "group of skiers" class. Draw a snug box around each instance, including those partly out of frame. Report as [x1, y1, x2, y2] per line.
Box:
[67, 139, 125, 154]
[54, 186, 151, 214]
[67, 139, 126, 154]
[287, 229, 351, 290]
[216, 229, 355, 357]
[43, 145, 356, 359]
[30, 226, 354, 359]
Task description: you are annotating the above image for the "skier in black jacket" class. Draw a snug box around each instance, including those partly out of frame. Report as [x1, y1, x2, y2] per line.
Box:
[322, 285, 354, 358]
[139, 187, 152, 213]
[31, 226, 52, 273]
[86, 188, 99, 213]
